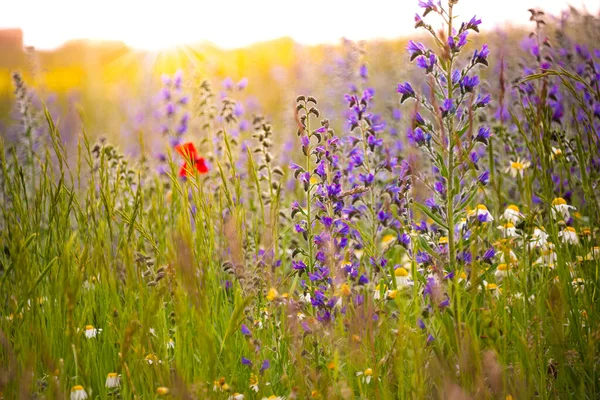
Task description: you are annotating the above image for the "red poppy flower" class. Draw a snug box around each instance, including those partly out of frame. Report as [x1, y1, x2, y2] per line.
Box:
[174, 142, 209, 177]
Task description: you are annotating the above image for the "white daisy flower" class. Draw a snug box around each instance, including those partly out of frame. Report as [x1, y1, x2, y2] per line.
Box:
[468, 204, 494, 223]
[529, 227, 549, 249]
[70, 386, 88, 400]
[534, 247, 557, 269]
[503, 205, 524, 224]
[249, 374, 259, 393]
[167, 338, 175, 349]
[262, 396, 286, 400]
[551, 197, 576, 221]
[497, 222, 518, 237]
[356, 368, 373, 384]
[559, 227, 579, 245]
[228, 393, 244, 400]
[299, 292, 312, 304]
[381, 234, 396, 251]
[394, 267, 413, 289]
[506, 158, 531, 178]
[572, 278, 585, 294]
[84, 325, 101, 339]
[494, 264, 510, 280]
[105, 373, 120, 389]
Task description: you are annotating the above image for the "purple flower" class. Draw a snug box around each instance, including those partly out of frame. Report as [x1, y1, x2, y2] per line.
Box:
[407, 40, 426, 61]
[359, 64, 368, 79]
[460, 75, 480, 93]
[475, 126, 490, 145]
[241, 356, 253, 366]
[416, 251, 432, 265]
[397, 82, 416, 103]
[415, 13, 425, 28]
[295, 223, 306, 234]
[260, 359, 270, 373]
[237, 77, 248, 90]
[407, 127, 426, 146]
[440, 98, 454, 117]
[241, 324, 251, 336]
[292, 260, 307, 272]
[473, 44, 490, 66]
[477, 170, 490, 186]
[448, 31, 469, 52]
[416, 54, 436, 73]
[464, 15, 482, 32]
[482, 247, 495, 263]
[474, 94, 491, 109]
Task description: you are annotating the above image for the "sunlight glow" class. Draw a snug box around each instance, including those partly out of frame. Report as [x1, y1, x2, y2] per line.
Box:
[1, 0, 599, 50]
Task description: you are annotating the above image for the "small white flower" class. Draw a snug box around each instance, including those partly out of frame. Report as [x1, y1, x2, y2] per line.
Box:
[497, 222, 518, 237]
[551, 197, 576, 221]
[71, 385, 88, 400]
[494, 264, 510, 280]
[261, 396, 286, 400]
[394, 267, 413, 289]
[167, 338, 175, 349]
[84, 325, 101, 339]
[105, 373, 120, 389]
[228, 394, 244, 400]
[506, 158, 531, 178]
[356, 368, 373, 384]
[299, 292, 312, 304]
[572, 278, 585, 293]
[559, 227, 579, 245]
[468, 204, 494, 223]
[534, 248, 557, 268]
[529, 227, 549, 249]
[503, 205, 524, 224]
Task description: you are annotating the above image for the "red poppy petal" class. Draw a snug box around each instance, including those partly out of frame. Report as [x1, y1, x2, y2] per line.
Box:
[175, 142, 197, 159]
[195, 158, 209, 174]
[178, 163, 188, 177]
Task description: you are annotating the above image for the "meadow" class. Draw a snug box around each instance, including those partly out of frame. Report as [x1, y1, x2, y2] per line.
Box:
[1, 1, 600, 399]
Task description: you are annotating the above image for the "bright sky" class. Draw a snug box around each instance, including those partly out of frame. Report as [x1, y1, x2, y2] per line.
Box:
[2, 0, 598, 50]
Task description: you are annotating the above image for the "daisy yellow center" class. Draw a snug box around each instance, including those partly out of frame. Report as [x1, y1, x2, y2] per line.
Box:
[72, 385, 84, 391]
[85, 325, 94, 330]
[497, 263, 508, 271]
[511, 161, 525, 170]
[552, 197, 567, 206]
[438, 236, 449, 244]
[503, 223, 515, 229]
[395, 267, 409, 277]
[476, 204, 488, 211]
[565, 227, 576, 233]
[310, 176, 319, 185]
[107, 373, 118, 378]
[487, 283, 498, 290]
[386, 290, 398, 299]
[364, 368, 373, 376]
[507, 205, 520, 212]
[382, 234, 395, 244]
[145, 354, 158, 361]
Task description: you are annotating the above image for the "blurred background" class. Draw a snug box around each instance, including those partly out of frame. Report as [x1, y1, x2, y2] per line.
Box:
[0, 0, 599, 158]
